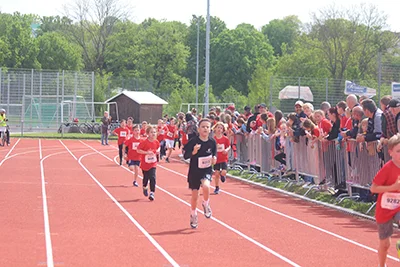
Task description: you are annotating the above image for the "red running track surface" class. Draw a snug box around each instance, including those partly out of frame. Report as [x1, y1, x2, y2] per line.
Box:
[1, 138, 399, 267]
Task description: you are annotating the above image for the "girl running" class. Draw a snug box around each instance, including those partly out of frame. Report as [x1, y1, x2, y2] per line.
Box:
[140, 121, 148, 137]
[112, 119, 130, 165]
[137, 126, 160, 201]
[123, 125, 142, 187]
[165, 117, 177, 163]
[213, 122, 230, 195]
[183, 119, 217, 229]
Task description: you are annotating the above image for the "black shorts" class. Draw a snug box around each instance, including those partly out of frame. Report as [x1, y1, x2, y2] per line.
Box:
[188, 173, 212, 190]
[128, 160, 140, 167]
[214, 162, 227, 171]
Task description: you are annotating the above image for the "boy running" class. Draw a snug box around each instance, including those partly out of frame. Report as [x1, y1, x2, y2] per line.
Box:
[165, 117, 178, 163]
[370, 133, 400, 267]
[137, 126, 160, 201]
[213, 122, 230, 194]
[123, 125, 142, 187]
[183, 119, 217, 229]
[112, 120, 130, 165]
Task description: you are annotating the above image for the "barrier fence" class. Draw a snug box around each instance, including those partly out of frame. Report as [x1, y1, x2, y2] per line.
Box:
[233, 133, 389, 201]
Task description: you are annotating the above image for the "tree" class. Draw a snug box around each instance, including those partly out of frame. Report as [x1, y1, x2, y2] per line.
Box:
[185, 16, 227, 85]
[261, 15, 301, 56]
[220, 86, 248, 112]
[0, 12, 40, 68]
[210, 24, 275, 96]
[37, 32, 83, 70]
[248, 64, 273, 109]
[306, 4, 398, 81]
[37, 16, 72, 36]
[63, 0, 129, 74]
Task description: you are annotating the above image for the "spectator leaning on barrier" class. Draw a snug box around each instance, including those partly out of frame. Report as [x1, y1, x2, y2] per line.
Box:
[302, 103, 315, 123]
[357, 99, 382, 143]
[321, 101, 331, 118]
[246, 105, 259, 133]
[342, 106, 363, 139]
[244, 106, 252, 119]
[294, 101, 307, 119]
[346, 94, 359, 111]
[388, 98, 400, 133]
[378, 96, 396, 151]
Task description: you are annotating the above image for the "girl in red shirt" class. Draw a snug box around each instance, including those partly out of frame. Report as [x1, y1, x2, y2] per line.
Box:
[157, 119, 168, 160]
[123, 125, 142, 187]
[213, 122, 230, 194]
[112, 120, 131, 165]
[137, 126, 160, 201]
[140, 121, 148, 137]
[165, 117, 177, 163]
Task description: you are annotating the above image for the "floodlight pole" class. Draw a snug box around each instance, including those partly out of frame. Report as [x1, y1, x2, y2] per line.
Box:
[195, 16, 200, 110]
[204, 0, 210, 115]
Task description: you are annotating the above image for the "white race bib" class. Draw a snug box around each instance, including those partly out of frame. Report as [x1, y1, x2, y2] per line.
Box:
[198, 155, 212, 169]
[120, 131, 127, 137]
[167, 132, 174, 138]
[145, 154, 157, 164]
[217, 144, 225, 152]
[132, 142, 140, 150]
[381, 193, 400, 210]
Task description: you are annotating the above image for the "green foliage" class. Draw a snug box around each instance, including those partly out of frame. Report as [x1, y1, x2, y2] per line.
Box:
[210, 24, 275, 96]
[262, 15, 301, 56]
[0, 12, 40, 68]
[247, 64, 273, 108]
[37, 32, 83, 70]
[220, 86, 248, 112]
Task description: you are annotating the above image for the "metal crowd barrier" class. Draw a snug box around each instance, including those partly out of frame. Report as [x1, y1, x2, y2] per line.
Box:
[232, 133, 389, 198]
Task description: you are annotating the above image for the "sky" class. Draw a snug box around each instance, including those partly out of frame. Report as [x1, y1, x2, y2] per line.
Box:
[1, 0, 399, 32]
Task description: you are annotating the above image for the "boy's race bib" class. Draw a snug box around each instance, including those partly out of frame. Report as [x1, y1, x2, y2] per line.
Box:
[381, 193, 400, 210]
[120, 131, 127, 137]
[132, 142, 140, 150]
[217, 144, 225, 152]
[198, 155, 212, 169]
[145, 154, 157, 164]
[167, 132, 174, 138]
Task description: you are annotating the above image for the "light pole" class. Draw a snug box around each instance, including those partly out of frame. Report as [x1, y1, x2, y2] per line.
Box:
[192, 15, 200, 110]
[204, 0, 210, 115]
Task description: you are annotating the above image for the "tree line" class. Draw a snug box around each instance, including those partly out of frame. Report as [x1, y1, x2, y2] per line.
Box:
[0, 0, 399, 115]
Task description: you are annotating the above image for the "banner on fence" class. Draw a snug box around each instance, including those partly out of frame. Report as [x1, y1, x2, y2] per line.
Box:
[392, 82, 400, 98]
[344, 81, 376, 98]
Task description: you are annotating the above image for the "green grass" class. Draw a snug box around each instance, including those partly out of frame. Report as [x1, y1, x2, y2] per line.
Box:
[11, 132, 118, 140]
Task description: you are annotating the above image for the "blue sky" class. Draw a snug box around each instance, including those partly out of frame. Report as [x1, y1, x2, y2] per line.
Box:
[1, 0, 399, 32]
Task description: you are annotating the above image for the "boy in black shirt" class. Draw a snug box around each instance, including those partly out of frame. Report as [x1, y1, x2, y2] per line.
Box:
[183, 119, 217, 228]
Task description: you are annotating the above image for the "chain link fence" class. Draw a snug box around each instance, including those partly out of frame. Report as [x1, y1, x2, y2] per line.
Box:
[0, 68, 94, 133]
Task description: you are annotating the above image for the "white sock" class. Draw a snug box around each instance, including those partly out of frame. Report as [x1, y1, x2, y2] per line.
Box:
[191, 209, 197, 216]
[203, 199, 209, 206]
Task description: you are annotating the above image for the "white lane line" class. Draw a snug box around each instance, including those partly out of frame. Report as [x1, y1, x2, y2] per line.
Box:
[155, 164, 399, 262]
[39, 139, 42, 159]
[4, 138, 20, 158]
[59, 140, 77, 160]
[80, 141, 301, 267]
[61, 142, 180, 267]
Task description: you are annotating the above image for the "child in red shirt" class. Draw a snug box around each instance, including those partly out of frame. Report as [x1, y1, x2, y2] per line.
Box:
[112, 120, 131, 165]
[165, 117, 177, 163]
[213, 122, 230, 194]
[140, 121, 148, 137]
[157, 119, 168, 160]
[137, 126, 160, 201]
[370, 133, 400, 267]
[123, 125, 142, 187]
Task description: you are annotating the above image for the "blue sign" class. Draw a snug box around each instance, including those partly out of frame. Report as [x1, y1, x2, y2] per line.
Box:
[345, 81, 367, 94]
[392, 83, 400, 92]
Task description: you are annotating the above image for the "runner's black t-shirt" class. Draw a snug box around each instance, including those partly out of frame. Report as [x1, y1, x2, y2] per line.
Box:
[183, 136, 217, 177]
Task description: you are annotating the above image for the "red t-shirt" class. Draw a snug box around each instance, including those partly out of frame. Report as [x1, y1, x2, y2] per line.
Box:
[157, 126, 168, 142]
[137, 139, 160, 171]
[311, 127, 320, 138]
[318, 118, 332, 135]
[373, 161, 400, 223]
[339, 115, 347, 129]
[254, 112, 274, 130]
[165, 124, 177, 140]
[180, 129, 188, 145]
[214, 135, 230, 164]
[140, 128, 147, 137]
[124, 136, 142, 161]
[344, 118, 352, 130]
[114, 127, 131, 145]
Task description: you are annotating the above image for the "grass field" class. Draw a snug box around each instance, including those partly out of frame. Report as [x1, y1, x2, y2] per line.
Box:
[11, 132, 118, 140]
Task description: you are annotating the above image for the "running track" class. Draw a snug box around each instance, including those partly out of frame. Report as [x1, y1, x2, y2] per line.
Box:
[1, 138, 399, 267]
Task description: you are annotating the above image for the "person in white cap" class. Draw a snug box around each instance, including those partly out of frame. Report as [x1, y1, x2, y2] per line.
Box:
[294, 101, 307, 119]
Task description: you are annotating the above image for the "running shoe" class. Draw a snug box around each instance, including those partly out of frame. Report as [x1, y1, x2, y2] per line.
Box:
[220, 175, 226, 183]
[149, 192, 155, 201]
[166, 158, 170, 163]
[214, 187, 220, 195]
[143, 187, 148, 197]
[202, 202, 212, 218]
[133, 181, 139, 187]
[190, 214, 198, 228]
